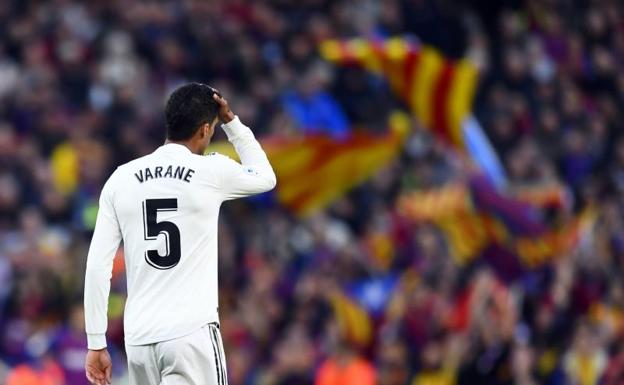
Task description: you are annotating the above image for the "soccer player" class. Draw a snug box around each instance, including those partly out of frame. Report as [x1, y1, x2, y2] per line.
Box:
[83, 83, 276, 385]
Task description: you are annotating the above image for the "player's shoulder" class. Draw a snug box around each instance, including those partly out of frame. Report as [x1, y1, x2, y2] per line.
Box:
[105, 153, 154, 184]
[113, 154, 149, 174]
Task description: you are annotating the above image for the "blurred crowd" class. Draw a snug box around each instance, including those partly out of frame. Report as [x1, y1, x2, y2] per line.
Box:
[1, 0, 624, 385]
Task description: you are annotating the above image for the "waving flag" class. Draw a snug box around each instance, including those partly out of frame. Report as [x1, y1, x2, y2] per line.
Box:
[320, 37, 507, 188]
[320, 37, 477, 148]
[329, 290, 373, 347]
[329, 274, 401, 347]
[397, 180, 594, 268]
[208, 111, 410, 216]
[346, 275, 400, 316]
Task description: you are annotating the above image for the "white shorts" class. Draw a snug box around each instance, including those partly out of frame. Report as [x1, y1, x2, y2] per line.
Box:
[125, 323, 228, 385]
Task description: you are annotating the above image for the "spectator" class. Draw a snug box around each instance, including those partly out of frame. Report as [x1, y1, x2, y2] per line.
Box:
[315, 342, 376, 385]
[282, 64, 350, 139]
[0, 1, 623, 385]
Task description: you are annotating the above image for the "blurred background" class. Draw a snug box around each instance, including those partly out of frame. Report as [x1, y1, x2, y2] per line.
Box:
[1, 0, 624, 384]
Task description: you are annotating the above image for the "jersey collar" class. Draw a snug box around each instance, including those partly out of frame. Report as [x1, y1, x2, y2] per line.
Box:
[156, 143, 193, 154]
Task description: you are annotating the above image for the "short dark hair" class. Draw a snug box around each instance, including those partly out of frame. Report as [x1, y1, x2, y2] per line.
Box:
[165, 83, 220, 141]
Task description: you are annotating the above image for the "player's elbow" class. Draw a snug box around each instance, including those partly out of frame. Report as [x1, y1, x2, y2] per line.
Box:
[266, 170, 277, 191]
[258, 165, 277, 192]
[85, 257, 113, 282]
[257, 173, 276, 193]
[84, 265, 103, 285]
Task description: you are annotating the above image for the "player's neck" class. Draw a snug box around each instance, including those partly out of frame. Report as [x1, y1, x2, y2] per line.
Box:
[164, 139, 204, 155]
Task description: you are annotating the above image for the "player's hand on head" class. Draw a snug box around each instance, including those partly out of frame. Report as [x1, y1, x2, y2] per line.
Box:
[85, 349, 112, 385]
[212, 92, 235, 124]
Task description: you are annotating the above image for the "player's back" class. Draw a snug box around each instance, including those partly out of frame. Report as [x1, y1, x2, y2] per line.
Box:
[83, 89, 276, 385]
[110, 144, 225, 344]
[84, 115, 275, 350]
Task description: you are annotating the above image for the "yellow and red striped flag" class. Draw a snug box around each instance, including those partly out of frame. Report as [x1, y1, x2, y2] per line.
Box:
[319, 37, 479, 149]
[397, 183, 596, 268]
[207, 111, 410, 216]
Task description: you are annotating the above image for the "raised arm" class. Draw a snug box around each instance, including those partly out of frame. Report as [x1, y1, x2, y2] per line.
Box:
[213, 94, 276, 200]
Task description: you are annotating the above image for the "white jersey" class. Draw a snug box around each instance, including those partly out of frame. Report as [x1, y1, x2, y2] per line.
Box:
[84, 117, 276, 349]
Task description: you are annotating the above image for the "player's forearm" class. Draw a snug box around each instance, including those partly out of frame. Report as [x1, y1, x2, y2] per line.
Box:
[222, 116, 276, 187]
[83, 194, 120, 350]
[84, 262, 112, 350]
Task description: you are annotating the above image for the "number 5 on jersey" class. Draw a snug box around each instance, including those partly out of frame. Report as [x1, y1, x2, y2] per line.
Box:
[142, 198, 181, 269]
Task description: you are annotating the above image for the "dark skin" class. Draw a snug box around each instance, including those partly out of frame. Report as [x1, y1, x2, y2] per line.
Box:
[84, 92, 236, 385]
